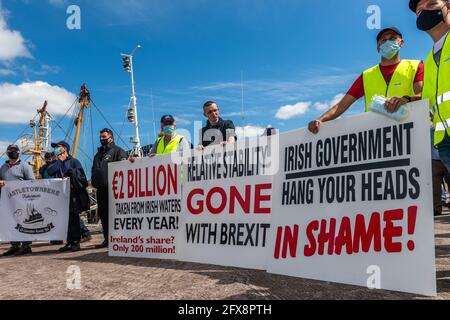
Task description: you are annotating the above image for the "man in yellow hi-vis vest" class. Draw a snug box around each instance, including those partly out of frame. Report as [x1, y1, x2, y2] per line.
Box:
[308, 27, 424, 134]
[129, 115, 190, 164]
[148, 115, 190, 156]
[410, 0, 450, 170]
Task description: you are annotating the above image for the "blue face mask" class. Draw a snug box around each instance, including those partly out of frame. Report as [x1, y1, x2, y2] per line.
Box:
[54, 147, 62, 156]
[163, 126, 175, 136]
[380, 40, 401, 60]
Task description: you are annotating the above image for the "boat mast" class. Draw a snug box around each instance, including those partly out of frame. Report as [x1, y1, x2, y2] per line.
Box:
[122, 45, 142, 158]
[73, 84, 91, 159]
[25, 101, 51, 178]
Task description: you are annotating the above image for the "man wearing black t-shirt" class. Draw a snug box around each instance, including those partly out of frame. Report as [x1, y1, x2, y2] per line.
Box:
[200, 101, 237, 148]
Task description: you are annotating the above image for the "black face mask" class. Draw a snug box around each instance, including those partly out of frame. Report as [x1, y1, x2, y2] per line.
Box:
[100, 139, 110, 147]
[7, 151, 19, 160]
[417, 7, 445, 31]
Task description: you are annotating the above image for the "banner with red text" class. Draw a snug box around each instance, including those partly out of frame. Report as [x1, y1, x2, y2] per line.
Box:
[267, 101, 436, 296]
[108, 155, 181, 259]
[177, 137, 279, 269]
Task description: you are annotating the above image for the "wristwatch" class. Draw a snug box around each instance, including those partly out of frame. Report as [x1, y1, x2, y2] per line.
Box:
[403, 96, 412, 103]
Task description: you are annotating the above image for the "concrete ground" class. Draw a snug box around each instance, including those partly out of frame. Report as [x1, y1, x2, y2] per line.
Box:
[0, 214, 449, 300]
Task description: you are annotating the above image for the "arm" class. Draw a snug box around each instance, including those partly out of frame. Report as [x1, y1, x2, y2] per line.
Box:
[71, 159, 88, 190]
[384, 81, 423, 113]
[91, 154, 100, 189]
[149, 142, 158, 157]
[46, 161, 62, 178]
[118, 148, 128, 161]
[226, 121, 237, 144]
[385, 62, 424, 112]
[24, 164, 36, 180]
[0, 168, 4, 187]
[308, 94, 357, 134]
[198, 127, 205, 150]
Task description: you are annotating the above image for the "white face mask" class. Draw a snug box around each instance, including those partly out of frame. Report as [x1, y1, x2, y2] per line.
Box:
[380, 40, 401, 59]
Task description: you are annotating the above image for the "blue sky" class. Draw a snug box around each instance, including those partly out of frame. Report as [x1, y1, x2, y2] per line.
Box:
[0, 0, 435, 171]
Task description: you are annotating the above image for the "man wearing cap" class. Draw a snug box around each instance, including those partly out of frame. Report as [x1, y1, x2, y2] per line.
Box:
[409, 0, 450, 171]
[39, 152, 56, 179]
[46, 141, 89, 253]
[0, 145, 35, 256]
[147, 115, 190, 156]
[91, 128, 127, 248]
[308, 27, 424, 134]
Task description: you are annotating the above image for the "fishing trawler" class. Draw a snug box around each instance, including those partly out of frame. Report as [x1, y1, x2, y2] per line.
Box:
[23, 205, 45, 226]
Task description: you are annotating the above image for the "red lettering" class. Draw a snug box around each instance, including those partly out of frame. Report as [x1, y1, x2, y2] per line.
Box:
[304, 220, 319, 257]
[353, 213, 382, 253]
[335, 216, 353, 255]
[145, 167, 152, 197]
[229, 185, 251, 214]
[274, 227, 283, 259]
[318, 218, 336, 255]
[383, 209, 403, 253]
[187, 189, 204, 215]
[127, 169, 134, 198]
[167, 164, 177, 195]
[282, 225, 299, 259]
[254, 183, 272, 214]
[157, 165, 167, 195]
[206, 187, 227, 214]
[138, 168, 145, 198]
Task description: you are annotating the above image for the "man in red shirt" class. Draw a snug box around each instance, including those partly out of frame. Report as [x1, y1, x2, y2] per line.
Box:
[308, 27, 424, 134]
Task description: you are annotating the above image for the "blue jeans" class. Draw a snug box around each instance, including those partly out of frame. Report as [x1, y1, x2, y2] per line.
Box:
[438, 134, 450, 173]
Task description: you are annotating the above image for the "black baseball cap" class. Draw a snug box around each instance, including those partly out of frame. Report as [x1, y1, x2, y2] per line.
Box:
[51, 141, 71, 152]
[409, 0, 420, 12]
[160, 115, 175, 124]
[7, 144, 19, 151]
[100, 128, 114, 135]
[376, 27, 403, 42]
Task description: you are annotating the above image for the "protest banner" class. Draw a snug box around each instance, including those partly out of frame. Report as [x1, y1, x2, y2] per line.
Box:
[177, 137, 278, 270]
[108, 155, 181, 259]
[267, 101, 436, 296]
[0, 179, 70, 242]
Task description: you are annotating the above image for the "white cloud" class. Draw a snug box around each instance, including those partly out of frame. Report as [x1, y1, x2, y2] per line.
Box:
[314, 93, 345, 111]
[0, 81, 77, 124]
[235, 125, 266, 139]
[0, 10, 32, 61]
[275, 102, 310, 120]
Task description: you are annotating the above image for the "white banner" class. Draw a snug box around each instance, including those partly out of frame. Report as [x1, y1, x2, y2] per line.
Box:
[177, 138, 278, 270]
[0, 179, 70, 242]
[108, 156, 182, 259]
[267, 101, 437, 296]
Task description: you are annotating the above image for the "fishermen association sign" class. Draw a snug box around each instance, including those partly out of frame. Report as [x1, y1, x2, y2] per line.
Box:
[0, 179, 70, 241]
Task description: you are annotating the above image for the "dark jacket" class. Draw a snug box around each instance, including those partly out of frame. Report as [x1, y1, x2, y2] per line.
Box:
[91, 143, 127, 190]
[46, 156, 90, 214]
[201, 117, 237, 147]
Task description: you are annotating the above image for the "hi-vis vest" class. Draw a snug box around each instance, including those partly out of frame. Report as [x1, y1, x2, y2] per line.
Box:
[156, 135, 184, 154]
[423, 33, 450, 146]
[362, 59, 421, 111]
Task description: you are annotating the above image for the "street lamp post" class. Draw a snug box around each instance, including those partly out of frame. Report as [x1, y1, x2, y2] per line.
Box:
[121, 44, 142, 158]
